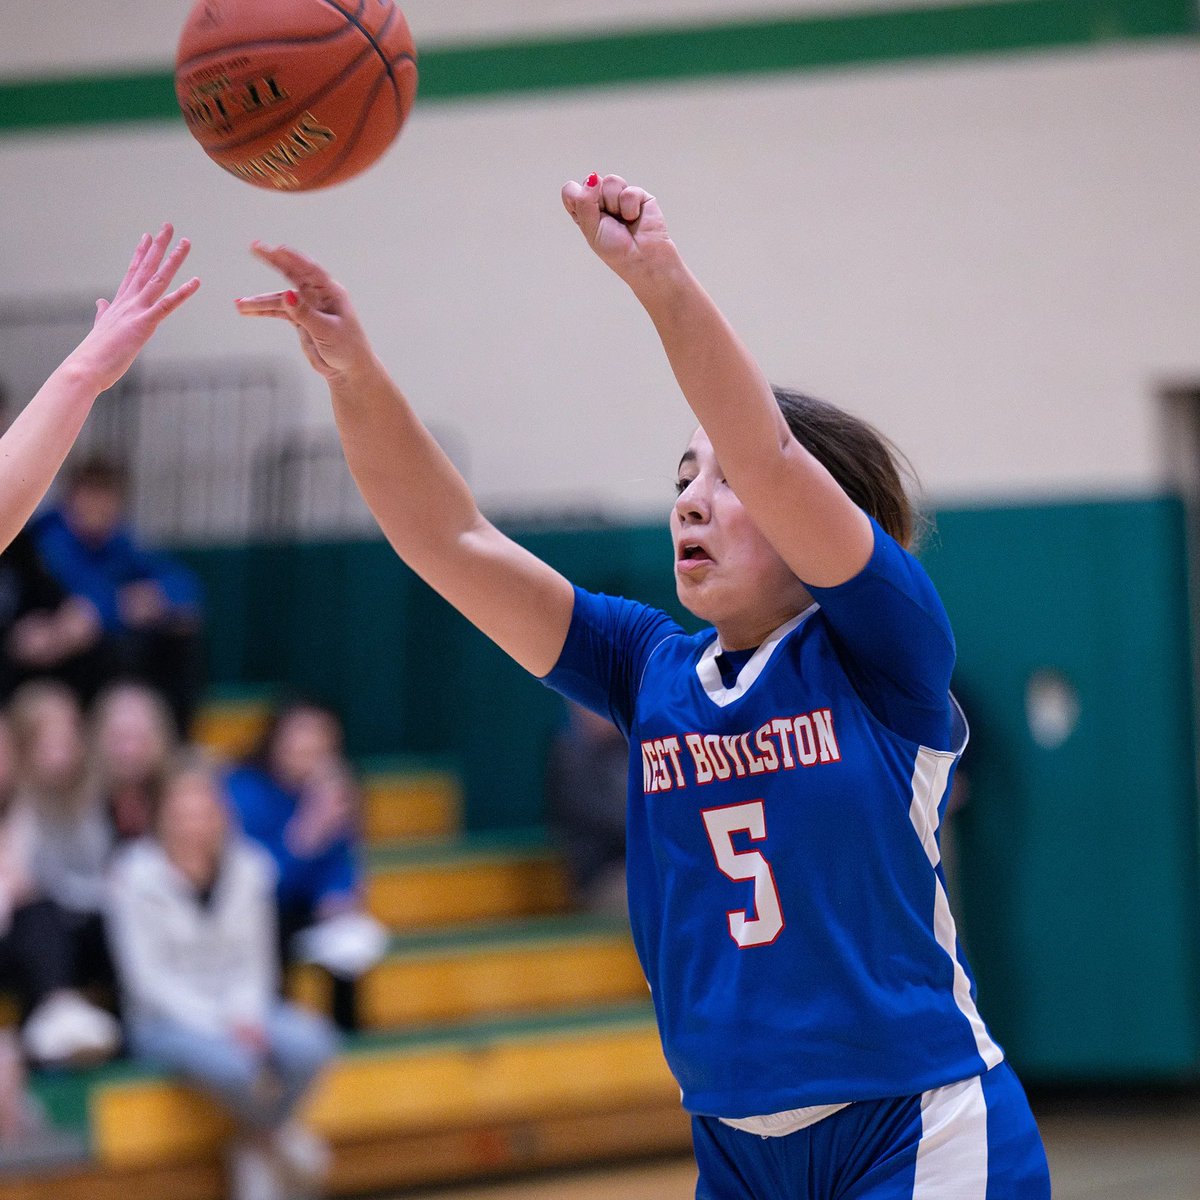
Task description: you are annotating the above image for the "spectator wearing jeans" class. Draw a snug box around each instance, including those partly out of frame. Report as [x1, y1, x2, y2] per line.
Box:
[108, 753, 337, 1200]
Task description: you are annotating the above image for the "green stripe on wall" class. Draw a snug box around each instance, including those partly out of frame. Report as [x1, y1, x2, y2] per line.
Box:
[1, 0, 1196, 133]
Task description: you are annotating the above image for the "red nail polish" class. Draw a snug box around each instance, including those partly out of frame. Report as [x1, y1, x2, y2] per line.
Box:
[585, 173, 599, 188]
[284, 290, 298, 306]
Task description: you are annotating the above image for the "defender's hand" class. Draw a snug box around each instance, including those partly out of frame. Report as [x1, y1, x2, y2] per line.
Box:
[70, 225, 200, 392]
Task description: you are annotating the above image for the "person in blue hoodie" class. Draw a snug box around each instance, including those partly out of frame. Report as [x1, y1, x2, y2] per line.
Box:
[31, 455, 204, 732]
[224, 700, 382, 1033]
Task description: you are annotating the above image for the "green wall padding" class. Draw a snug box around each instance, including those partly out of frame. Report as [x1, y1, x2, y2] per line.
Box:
[178, 521, 693, 812]
[922, 496, 1200, 1081]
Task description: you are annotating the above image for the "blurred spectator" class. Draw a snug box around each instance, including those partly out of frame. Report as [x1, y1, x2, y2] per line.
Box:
[0, 386, 102, 705]
[0, 704, 118, 1067]
[108, 754, 336, 1200]
[9, 680, 121, 1060]
[29, 456, 204, 732]
[0, 529, 104, 704]
[545, 701, 628, 917]
[89, 681, 178, 844]
[225, 701, 385, 1034]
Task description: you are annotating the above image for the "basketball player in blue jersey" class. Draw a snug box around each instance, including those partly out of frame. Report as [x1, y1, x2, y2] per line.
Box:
[238, 173, 1051, 1198]
[0, 225, 198, 552]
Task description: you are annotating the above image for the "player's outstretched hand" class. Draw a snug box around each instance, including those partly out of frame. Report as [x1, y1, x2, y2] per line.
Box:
[72, 224, 200, 392]
[236, 244, 375, 381]
[561, 173, 680, 292]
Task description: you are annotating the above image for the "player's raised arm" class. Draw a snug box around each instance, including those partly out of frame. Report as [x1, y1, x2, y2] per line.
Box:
[236, 244, 574, 677]
[562, 173, 873, 589]
[0, 225, 199, 552]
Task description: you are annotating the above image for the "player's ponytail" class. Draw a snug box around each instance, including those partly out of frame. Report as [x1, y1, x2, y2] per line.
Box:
[772, 388, 926, 551]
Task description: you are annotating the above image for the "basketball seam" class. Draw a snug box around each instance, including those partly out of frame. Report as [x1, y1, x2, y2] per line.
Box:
[317, 0, 415, 112]
[371, 2, 405, 119]
[303, 66, 392, 188]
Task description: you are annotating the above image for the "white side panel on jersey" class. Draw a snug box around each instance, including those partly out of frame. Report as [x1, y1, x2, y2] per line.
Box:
[909, 746, 1004, 1070]
[912, 1074, 989, 1199]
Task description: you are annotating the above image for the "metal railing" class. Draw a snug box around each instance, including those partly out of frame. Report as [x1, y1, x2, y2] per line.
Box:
[3, 302, 521, 544]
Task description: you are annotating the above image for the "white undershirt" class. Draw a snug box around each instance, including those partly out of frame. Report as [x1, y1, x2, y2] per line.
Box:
[719, 1102, 850, 1138]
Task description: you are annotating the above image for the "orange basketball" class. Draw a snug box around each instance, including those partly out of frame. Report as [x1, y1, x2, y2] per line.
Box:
[175, 0, 417, 192]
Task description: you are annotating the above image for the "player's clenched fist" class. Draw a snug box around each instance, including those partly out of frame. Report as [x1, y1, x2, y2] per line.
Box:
[561, 172, 681, 294]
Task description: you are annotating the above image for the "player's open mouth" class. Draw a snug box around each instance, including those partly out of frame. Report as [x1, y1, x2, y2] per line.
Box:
[678, 541, 714, 569]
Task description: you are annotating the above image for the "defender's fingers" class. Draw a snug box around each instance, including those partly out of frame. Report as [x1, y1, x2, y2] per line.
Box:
[133, 223, 175, 290]
[111, 233, 152, 303]
[150, 275, 200, 320]
[142, 238, 192, 300]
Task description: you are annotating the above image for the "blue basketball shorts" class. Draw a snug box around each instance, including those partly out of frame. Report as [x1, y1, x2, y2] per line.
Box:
[692, 1062, 1050, 1200]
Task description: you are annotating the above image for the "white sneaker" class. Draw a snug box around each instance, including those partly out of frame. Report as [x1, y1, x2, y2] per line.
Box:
[293, 911, 388, 978]
[228, 1138, 285, 1200]
[270, 1120, 331, 1196]
[21, 992, 120, 1067]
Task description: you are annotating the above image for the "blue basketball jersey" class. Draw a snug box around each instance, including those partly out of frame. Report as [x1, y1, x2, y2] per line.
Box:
[543, 517, 1003, 1119]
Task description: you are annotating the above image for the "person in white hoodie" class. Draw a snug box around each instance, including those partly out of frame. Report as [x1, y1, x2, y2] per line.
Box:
[107, 753, 337, 1200]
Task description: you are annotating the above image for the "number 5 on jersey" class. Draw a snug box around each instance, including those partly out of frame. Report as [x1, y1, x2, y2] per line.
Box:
[702, 801, 785, 948]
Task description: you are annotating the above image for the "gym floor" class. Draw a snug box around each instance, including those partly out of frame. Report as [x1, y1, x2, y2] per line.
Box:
[390, 1090, 1200, 1200]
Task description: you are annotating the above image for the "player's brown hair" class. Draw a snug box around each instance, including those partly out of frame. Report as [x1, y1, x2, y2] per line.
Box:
[772, 388, 925, 551]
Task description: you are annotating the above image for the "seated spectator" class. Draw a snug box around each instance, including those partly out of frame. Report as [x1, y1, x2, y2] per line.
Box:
[9, 680, 121, 1059]
[107, 754, 337, 1200]
[0, 528, 105, 705]
[225, 701, 385, 1034]
[0, 706, 118, 1067]
[545, 701, 628, 917]
[29, 456, 204, 732]
[88, 681, 178, 844]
